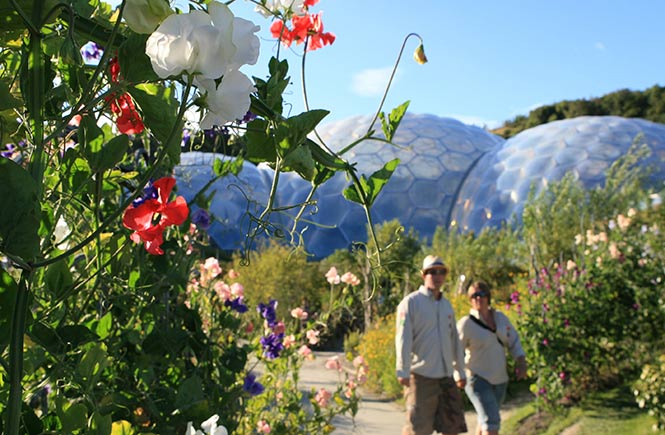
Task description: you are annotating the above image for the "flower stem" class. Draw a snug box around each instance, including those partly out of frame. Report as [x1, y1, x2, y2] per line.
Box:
[6, 273, 31, 435]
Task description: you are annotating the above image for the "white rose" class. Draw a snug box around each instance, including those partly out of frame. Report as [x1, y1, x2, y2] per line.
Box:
[199, 70, 256, 129]
[123, 0, 173, 34]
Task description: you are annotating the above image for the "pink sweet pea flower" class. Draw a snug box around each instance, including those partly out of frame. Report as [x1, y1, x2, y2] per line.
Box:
[230, 282, 244, 298]
[341, 272, 360, 286]
[306, 329, 320, 345]
[290, 307, 309, 320]
[256, 420, 271, 434]
[325, 267, 340, 284]
[283, 334, 296, 348]
[298, 345, 313, 359]
[228, 269, 240, 279]
[325, 356, 342, 371]
[314, 388, 332, 407]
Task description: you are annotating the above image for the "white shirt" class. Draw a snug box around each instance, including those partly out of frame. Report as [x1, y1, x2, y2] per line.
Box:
[395, 286, 466, 380]
[457, 308, 526, 384]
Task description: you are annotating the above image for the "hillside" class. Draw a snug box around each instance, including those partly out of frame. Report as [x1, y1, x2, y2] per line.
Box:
[491, 85, 665, 138]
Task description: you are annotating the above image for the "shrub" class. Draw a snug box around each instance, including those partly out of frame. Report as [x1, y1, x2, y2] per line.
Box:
[634, 354, 665, 432]
[358, 313, 401, 399]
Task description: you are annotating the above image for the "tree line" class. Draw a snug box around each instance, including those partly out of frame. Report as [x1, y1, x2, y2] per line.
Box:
[493, 84, 665, 138]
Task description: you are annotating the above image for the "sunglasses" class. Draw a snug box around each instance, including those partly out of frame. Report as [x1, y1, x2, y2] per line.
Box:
[470, 291, 488, 299]
[425, 269, 447, 276]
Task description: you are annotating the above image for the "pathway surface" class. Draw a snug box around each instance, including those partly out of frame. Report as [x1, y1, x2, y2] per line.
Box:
[300, 351, 528, 434]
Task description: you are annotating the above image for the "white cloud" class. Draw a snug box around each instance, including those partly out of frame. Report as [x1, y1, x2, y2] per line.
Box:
[351, 67, 396, 97]
[594, 41, 606, 51]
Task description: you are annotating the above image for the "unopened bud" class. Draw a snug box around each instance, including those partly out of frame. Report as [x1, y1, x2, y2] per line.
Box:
[413, 43, 428, 64]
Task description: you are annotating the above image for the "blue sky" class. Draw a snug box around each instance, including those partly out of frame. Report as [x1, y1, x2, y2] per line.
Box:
[230, 0, 665, 128]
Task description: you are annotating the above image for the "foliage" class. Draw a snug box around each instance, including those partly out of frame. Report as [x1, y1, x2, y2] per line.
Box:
[0, 0, 424, 433]
[357, 313, 401, 400]
[515, 204, 665, 411]
[633, 353, 665, 431]
[493, 84, 665, 138]
[432, 224, 527, 302]
[522, 142, 653, 268]
[229, 240, 326, 321]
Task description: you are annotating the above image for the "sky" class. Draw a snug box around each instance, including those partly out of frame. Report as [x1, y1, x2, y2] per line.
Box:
[228, 0, 665, 129]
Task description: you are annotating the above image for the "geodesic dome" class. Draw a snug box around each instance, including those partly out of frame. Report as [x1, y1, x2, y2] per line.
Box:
[175, 114, 665, 258]
[450, 116, 665, 231]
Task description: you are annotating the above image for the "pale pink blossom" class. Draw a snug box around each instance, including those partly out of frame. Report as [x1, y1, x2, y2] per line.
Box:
[230, 282, 244, 298]
[306, 329, 320, 345]
[290, 307, 309, 320]
[574, 234, 584, 245]
[283, 334, 296, 348]
[214, 281, 231, 301]
[256, 420, 271, 434]
[617, 214, 631, 231]
[341, 271, 360, 286]
[627, 208, 637, 217]
[609, 242, 621, 259]
[352, 355, 366, 368]
[344, 379, 357, 398]
[228, 269, 240, 279]
[203, 257, 222, 277]
[298, 345, 314, 359]
[276, 391, 283, 400]
[325, 267, 340, 285]
[566, 260, 576, 271]
[325, 356, 343, 371]
[314, 388, 332, 407]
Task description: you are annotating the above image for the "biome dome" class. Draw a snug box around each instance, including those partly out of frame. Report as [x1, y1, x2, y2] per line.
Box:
[175, 114, 665, 258]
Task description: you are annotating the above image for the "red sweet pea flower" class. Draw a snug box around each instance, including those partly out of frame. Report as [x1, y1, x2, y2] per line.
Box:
[270, 12, 335, 51]
[106, 56, 145, 135]
[123, 177, 189, 255]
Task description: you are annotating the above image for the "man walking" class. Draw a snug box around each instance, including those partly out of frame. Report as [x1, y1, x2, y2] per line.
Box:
[396, 255, 468, 435]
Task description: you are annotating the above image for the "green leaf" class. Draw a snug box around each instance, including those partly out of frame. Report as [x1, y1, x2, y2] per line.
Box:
[111, 420, 135, 435]
[379, 101, 410, 141]
[343, 158, 400, 207]
[282, 145, 315, 181]
[213, 156, 244, 177]
[244, 118, 277, 162]
[89, 411, 112, 435]
[0, 157, 41, 261]
[0, 78, 22, 110]
[95, 312, 113, 340]
[118, 34, 159, 83]
[0, 269, 18, 349]
[77, 343, 109, 387]
[175, 375, 205, 410]
[56, 397, 88, 434]
[44, 259, 73, 299]
[252, 57, 290, 117]
[278, 110, 329, 154]
[129, 83, 181, 161]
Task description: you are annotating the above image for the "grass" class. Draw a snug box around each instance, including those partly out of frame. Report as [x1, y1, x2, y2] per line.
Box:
[501, 383, 659, 434]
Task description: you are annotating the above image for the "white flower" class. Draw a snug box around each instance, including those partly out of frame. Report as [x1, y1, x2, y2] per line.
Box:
[198, 70, 256, 129]
[54, 215, 71, 249]
[229, 16, 260, 70]
[252, 0, 308, 18]
[185, 415, 228, 435]
[123, 0, 173, 34]
[146, 3, 237, 79]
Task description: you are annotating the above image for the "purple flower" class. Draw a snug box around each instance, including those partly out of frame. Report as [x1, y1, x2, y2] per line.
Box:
[240, 111, 257, 124]
[538, 387, 547, 397]
[563, 319, 570, 328]
[1, 143, 15, 158]
[542, 338, 549, 346]
[243, 373, 265, 396]
[131, 181, 158, 207]
[258, 299, 278, 328]
[191, 208, 211, 230]
[80, 41, 104, 62]
[510, 291, 520, 304]
[260, 332, 284, 359]
[225, 297, 248, 313]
